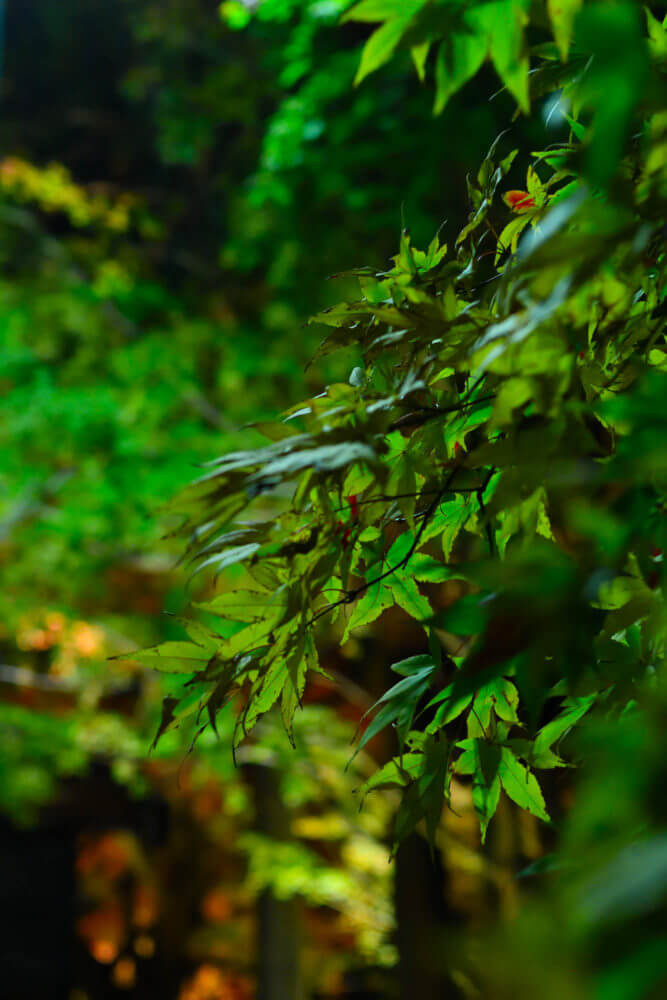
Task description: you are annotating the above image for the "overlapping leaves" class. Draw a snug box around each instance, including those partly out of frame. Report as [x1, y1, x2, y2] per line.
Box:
[133, 2, 666, 845]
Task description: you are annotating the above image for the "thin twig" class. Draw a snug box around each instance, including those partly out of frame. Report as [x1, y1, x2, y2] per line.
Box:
[476, 469, 497, 557]
[388, 380, 493, 432]
[308, 470, 457, 627]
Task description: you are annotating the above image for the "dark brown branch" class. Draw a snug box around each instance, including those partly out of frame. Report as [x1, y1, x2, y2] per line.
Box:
[476, 470, 497, 558]
[331, 483, 487, 514]
[308, 470, 458, 628]
[388, 391, 495, 432]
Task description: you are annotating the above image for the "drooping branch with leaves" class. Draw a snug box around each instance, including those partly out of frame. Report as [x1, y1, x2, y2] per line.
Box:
[134, 0, 666, 847]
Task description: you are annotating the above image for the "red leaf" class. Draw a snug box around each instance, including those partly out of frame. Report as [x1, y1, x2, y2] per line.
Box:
[503, 190, 536, 212]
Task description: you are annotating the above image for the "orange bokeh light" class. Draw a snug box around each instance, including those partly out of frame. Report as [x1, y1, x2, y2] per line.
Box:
[201, 889, 233, 924]
[90, 939, 118, 965]
[113, 957, 137, 989]
[71, 621, 104, 657]
[77, 833, 133, 881]
[132, 884, 159, 928]
[134, 934, 155, 958]
[179, 964, 238, 1000]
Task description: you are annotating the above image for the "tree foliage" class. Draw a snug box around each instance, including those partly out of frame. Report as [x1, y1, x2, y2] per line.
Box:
[142, 0, 666, 853]
[1, 5, 428, 987]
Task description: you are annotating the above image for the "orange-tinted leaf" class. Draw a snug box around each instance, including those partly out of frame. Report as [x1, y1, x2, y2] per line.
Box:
[502, 189, 536, 212]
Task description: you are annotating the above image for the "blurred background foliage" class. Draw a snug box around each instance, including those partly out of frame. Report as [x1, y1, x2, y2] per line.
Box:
[0, 1, 520, 996]
[1, 1, 664, 999]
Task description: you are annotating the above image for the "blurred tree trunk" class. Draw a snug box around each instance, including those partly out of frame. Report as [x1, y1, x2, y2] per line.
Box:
[395, 833, 464, 1000]
[0, 814, 75, 1000]
[248, 763, 304, 1000]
